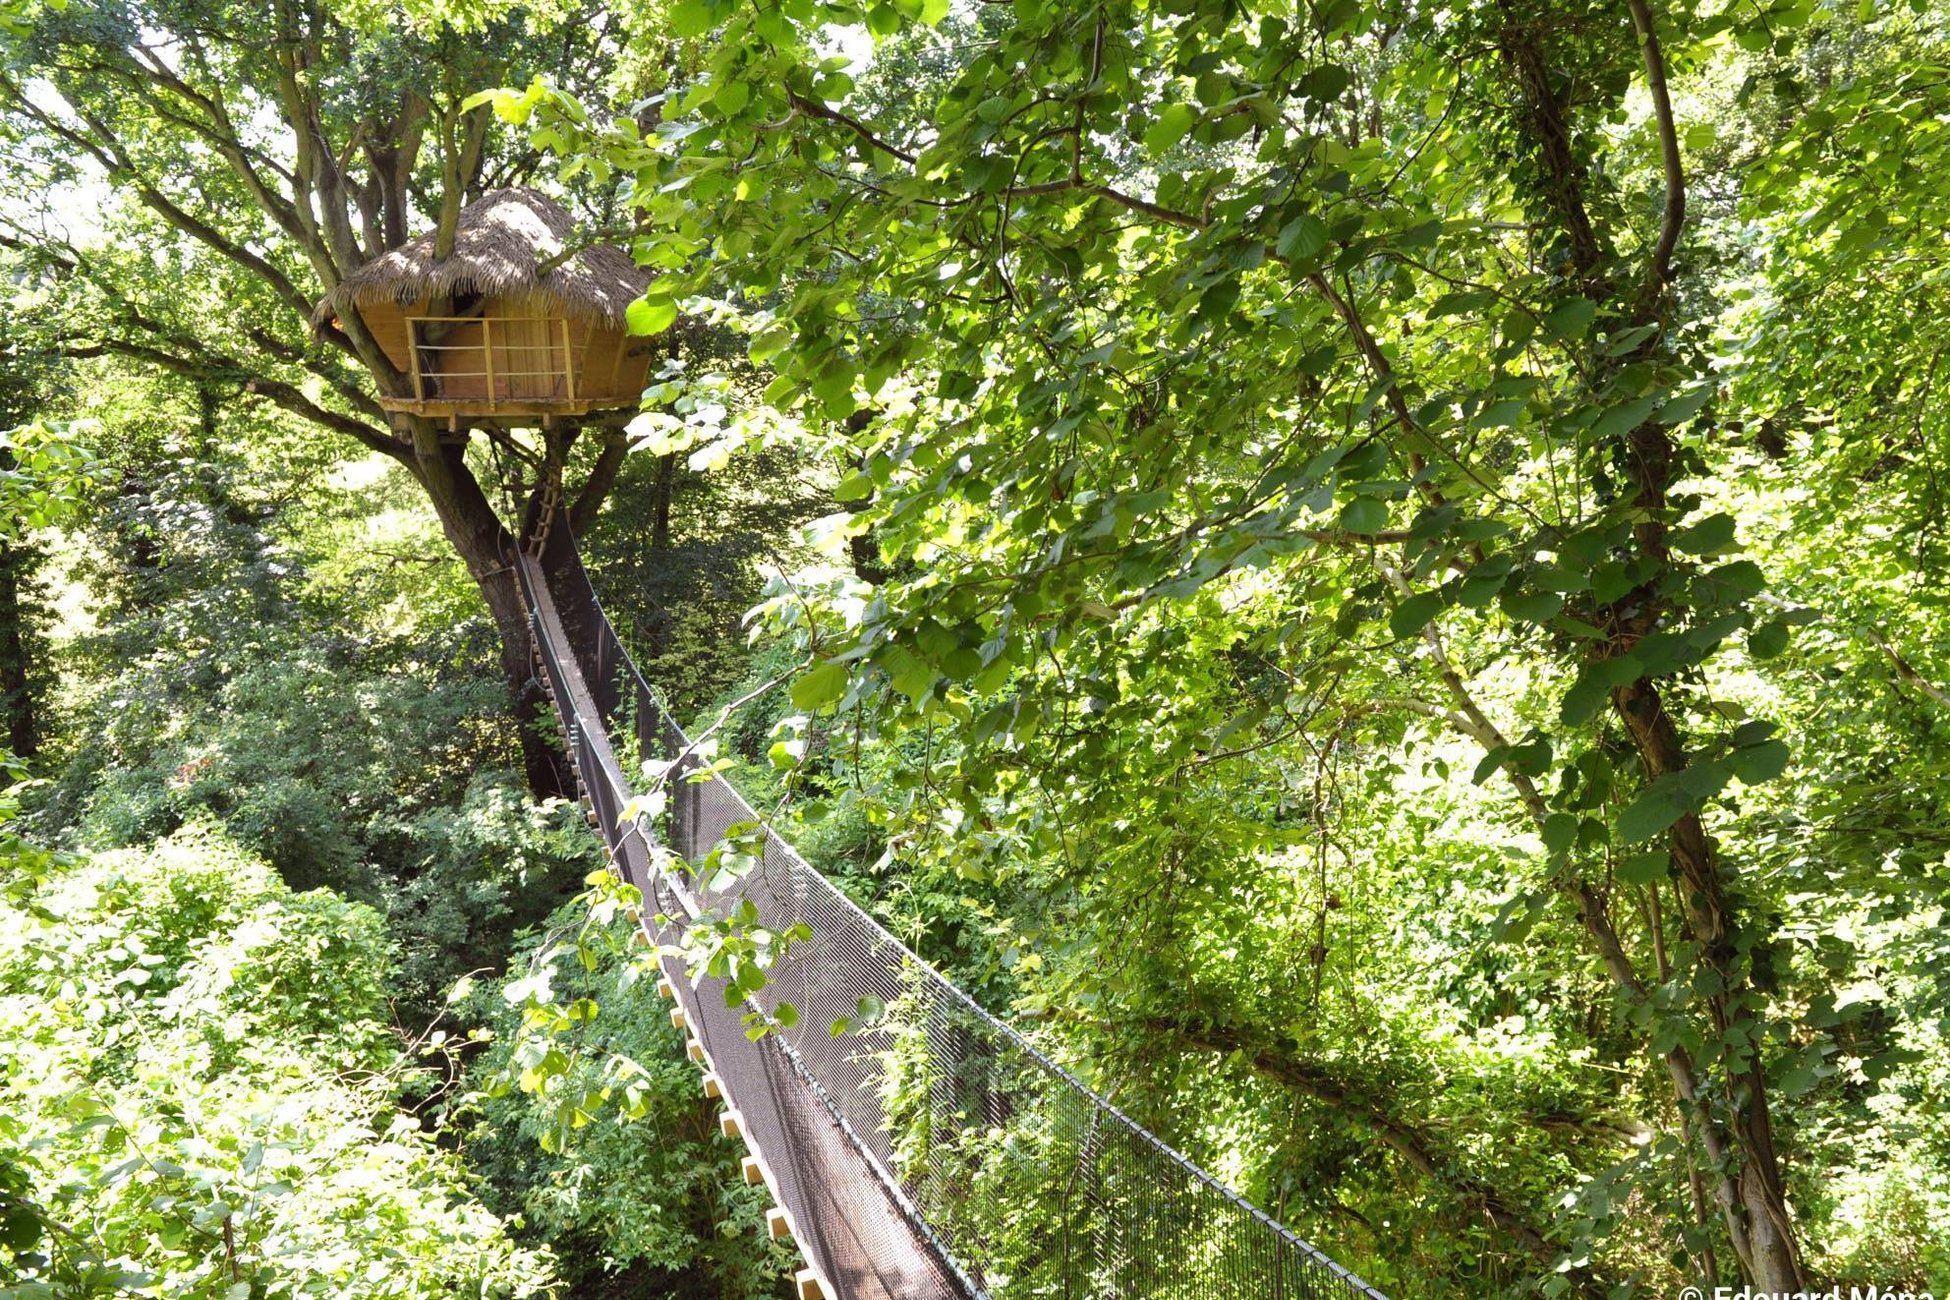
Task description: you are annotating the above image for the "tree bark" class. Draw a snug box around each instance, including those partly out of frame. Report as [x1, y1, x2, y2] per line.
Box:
[403, 418, 571, 798]
[1492, 4, 1806, 1284]
[1613, 639, 1803, 1290]
[0, 532, 37, 760]
[650, 451, 675, 554]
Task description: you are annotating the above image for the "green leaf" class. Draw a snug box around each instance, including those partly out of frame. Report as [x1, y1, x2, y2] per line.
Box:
[1296, 64, 1351, 102]
[1588, 396, 1663, 439]
[1492, 890, 1547, 943]
[627, 294, 678, 336]
[1600, 323, 1660, 356]
[1696, 560, 1768, 605]
[1338, 496, 1388, 535]
[1560, 671, 1612, 727]
[1502, 590, 1565, 624]
[1389, 591, 1444, 639]
[1727, 738, 1790, 785]
[1656, 383, 1714, 425]
[811, 364, 857, 414]
[1748, 619, 1791, 660]
[1144, 103, 1197, 155]
[1616, 850, 1669, 886]
[1862, 1044, 1919, 1082]
[1457, 567, 1511, 607]
[1472, 398, 1526, 429]
[669, 0, 716, 36]
[1277, 213, 1329, 262]
[976, 94, 1014, 123]
[1730, 719, 1778, 746]
[715, 77, 751, 115]
[1544, 298, 1597, 340]
[1670, 513, 1736, 556]
[1430, 290, 1496, 318]
[790, 660, 849, 711]
[1506, 738, 1553, 777]
[1617, 787, 1684, 844]
[1472, 745, 1512, 785]
[744, 325, 791, 366]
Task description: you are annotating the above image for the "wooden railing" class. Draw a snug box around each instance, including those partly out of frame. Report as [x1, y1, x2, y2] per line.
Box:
[406, 315, 579, 407]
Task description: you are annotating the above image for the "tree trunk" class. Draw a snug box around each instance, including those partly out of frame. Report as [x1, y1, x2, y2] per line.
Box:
[483, 560, 570, 800]
[1491, 12, 1807, 1282]
[0, 532, 37, 760]
[0, 445, 36, 760]
[650, 451, 675, 554]
[1615, 675, 1804, 1290]
[403, 419, 571, 799]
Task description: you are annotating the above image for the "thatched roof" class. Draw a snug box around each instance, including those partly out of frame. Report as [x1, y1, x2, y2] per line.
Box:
[313, 188, 648, 329]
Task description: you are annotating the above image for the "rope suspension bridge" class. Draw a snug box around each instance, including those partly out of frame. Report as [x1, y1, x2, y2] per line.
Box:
[513, 512, 1389, 1300]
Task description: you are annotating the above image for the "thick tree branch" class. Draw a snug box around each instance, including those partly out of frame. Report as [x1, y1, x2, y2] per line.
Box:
[1163, 1019, 1603, 1295]
[1867, 628, 1950, 710]
[68, 335, 410, 465]
[119, 43, 307, 241]
[242, 327, 388, 421]
[1626, 0, 1686, 302]
[432, 102, 491, 259]
[568, 430, 632, 535]
[0, 76, 318, 326]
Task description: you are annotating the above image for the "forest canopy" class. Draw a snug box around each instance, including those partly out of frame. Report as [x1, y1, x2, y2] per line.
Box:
[3, 0, 1950, 1296]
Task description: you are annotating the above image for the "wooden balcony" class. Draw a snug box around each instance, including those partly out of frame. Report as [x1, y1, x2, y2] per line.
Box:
[376, 314, 640, 419]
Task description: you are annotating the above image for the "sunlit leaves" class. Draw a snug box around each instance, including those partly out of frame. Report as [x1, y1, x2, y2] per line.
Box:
[472, 0, 1950, 1286]
[1143, 102, 1198, 155]
[1275, 212, 1329, 263]
[1338, 496, 1390, 535]
[626, 291, 679, 337]
[790, 659, 849, 711]
[1389, 590, 1445, 640]
[0, 831, 553, 1295]
[0, 0, 64, 37]
[0, 421, 104, 540]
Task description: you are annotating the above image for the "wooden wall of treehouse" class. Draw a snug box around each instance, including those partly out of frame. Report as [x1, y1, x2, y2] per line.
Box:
[356, 295, 653, 408]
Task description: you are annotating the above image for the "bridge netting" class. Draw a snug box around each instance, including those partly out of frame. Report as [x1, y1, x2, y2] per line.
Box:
[515, 523, 1388, 1300]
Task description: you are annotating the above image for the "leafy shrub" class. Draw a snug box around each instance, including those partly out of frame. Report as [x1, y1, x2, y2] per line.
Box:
[41, 643, 596, 1021]
[0, 825, 555, 1298]
[463, 903, 794, 1300]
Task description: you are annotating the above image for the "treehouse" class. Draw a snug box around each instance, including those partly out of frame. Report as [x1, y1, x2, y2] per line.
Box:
[314, 188, 656, 425]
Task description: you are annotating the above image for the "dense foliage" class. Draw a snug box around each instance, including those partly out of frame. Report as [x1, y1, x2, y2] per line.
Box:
[0, 825, 554, 1297]
[492, 0, 1950, 1293]
[464, 902, 796, 1298]
[6, 0, 1950, 1295]
[1, 228, 800, 1295]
